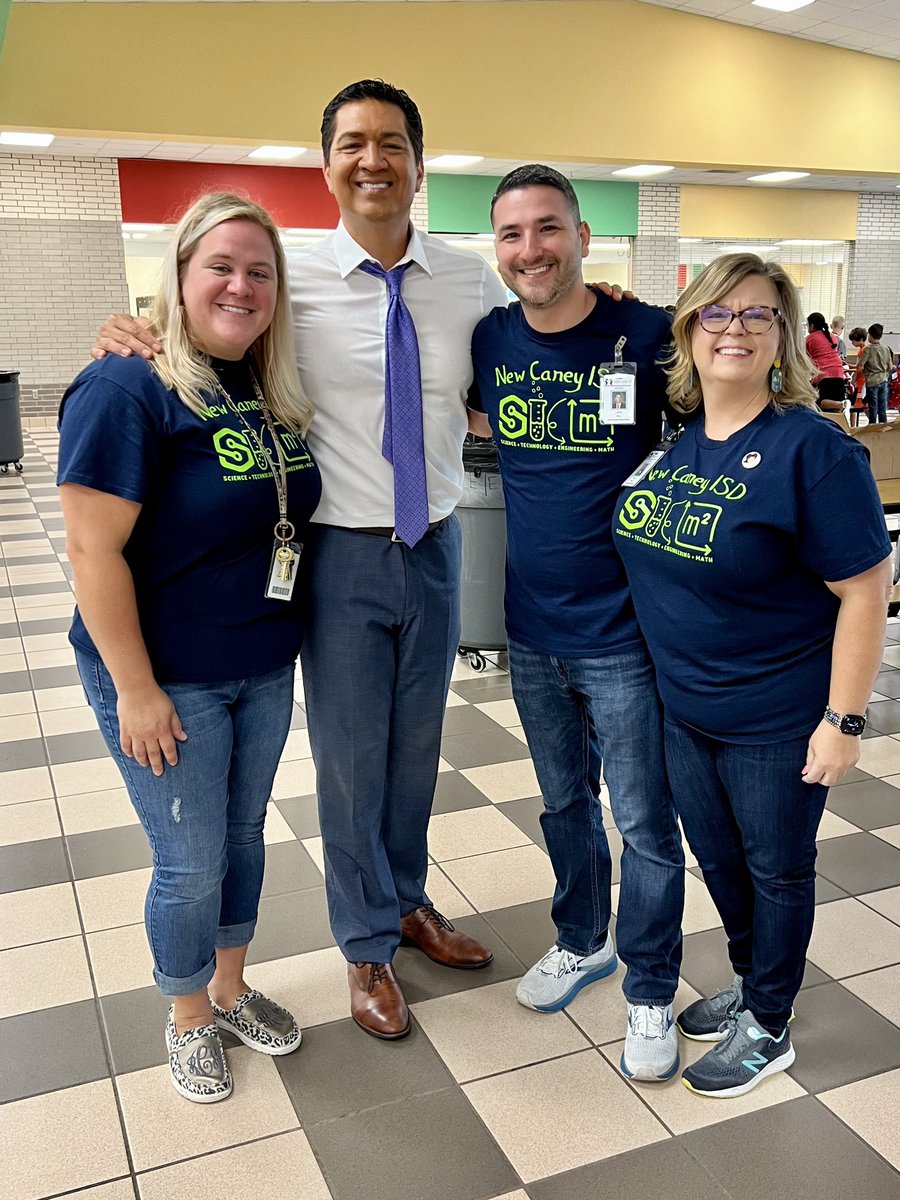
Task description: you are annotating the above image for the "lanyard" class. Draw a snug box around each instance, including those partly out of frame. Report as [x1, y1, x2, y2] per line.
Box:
[215, 368, 295, 547]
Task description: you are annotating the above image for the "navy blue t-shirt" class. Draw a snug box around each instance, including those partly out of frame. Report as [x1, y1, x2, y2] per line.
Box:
[613, 405, 890, 742]
[58, 354, 321, 684]
[470, 293, 672, 656]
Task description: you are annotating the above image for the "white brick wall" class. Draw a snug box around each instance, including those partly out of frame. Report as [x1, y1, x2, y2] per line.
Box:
[0, 154, 129, 422]
[846, 193, 900, 332]
[411, 174, 428, 230]
[632, 184, 680, 306]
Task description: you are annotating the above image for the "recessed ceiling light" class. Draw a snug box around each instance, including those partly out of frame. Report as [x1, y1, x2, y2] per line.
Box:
[0, 131, 55, 147]
[611, 164, 675, 179]
[248, 146, 307, 161]
[425, 155, 484, 169]
[752, 0, 815, 11]
[747, 171, 811, 183]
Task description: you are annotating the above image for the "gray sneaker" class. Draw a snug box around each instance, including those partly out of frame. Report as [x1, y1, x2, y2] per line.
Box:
[682, 1008, 795, 1098]
[165, 1008, 232, 1103]
[620, 1003, 680, 1081]
[677, 976, 743, 1042]
[210, 989, 301, 1056]
[516, 934, 617, 1012]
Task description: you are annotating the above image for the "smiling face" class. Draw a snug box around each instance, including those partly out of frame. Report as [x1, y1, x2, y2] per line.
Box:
[180, 219, 278, 360]
[690, 274, 782, 397]
[323, 99, 423, 236]
[492, 185, 589, 311]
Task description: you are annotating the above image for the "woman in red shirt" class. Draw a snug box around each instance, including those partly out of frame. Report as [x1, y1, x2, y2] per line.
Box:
[806, 312, 845, 411]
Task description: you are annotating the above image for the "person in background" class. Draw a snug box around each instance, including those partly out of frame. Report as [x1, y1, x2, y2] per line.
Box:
[60, 193, 321, 1102]
[859, 322, 894, 425]
[614, 253, 891, 1098]
[848, 326, 869, 427]
[830, 315, 847, 359]
[806, 312, 845, 411]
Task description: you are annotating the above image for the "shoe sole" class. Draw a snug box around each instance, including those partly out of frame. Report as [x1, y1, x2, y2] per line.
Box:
[400, 939, 494, 970]
[619, 1051, 681, 1083]
[682, 1046, 796, 1098]
[516, 954, 618, 1013]
[215, 1018, 302, 1056]
[351, 1014, 411, 1040]
[677, 1008, 795, 1045]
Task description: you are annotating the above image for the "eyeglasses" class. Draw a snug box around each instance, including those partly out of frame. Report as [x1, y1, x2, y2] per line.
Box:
[697, 305, 780, 334]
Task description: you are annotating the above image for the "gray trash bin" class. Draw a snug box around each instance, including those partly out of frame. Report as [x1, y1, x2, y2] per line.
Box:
[0, 370, 24, 475]
[455, 436, 506, 668]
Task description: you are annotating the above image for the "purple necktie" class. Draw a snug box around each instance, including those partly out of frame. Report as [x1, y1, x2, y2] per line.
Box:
[359, 260, 429, 547]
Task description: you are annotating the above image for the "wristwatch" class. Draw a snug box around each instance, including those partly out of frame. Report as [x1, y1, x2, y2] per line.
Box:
[824, 706, 867, 736]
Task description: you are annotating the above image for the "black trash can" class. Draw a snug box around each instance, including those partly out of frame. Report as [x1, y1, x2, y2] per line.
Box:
[0, 370, 24, 475]
[455, 436, 506, 669]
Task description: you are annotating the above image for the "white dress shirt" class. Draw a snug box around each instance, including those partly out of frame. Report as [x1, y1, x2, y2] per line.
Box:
[287, 222, 508, 528]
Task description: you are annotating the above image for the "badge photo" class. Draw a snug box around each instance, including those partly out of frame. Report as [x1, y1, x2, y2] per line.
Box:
[600, 371, 637, 425]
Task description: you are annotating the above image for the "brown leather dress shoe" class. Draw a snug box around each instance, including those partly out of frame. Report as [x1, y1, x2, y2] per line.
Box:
[347, 962, 410, 1040]
[400, 905, 494, 969]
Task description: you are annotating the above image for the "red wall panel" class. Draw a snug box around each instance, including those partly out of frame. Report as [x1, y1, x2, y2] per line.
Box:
[117, 159, 339, 228]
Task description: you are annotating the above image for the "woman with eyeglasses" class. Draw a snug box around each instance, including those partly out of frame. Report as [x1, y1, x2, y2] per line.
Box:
[613, 254, 891, 1098]
[805, 311, 846, 412]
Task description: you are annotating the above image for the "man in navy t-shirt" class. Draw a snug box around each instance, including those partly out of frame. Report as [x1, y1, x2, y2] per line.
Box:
[468, 165, 685, 1081]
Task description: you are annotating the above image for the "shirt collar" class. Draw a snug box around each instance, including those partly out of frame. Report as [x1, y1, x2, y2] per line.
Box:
[332, 219, 433, 280]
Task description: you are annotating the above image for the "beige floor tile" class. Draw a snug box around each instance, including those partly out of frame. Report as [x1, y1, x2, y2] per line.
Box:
[14, 590, 74, 612]
[40, 704, 99, 736]
[486, 1194, 529, 1200]
[567, 967, 701, 1046]
[857, 736, 900, 778]
[245, 946, 346, 1029]
[859, 884, 900, 925]
[77, 868, 152, 933]
[441, 844, 556, 911]
[0, 502, 36, 515]
[55, 1182, 134, 1200]
[475, 698, 521, 727]
[87, 922, 155, 995]
[52, 756, 122, 797]
[118, 1048, 299, 1172]
[819, 1068, 900, 1169]
[16, 602, 76, 623]
[0, 650, 27, 673]
[463, 1049, 668, 1182]
[807, 897, 900, 977]
[263, 801, 297, 844]
[22, 630, 72, 652]
[413, 978, 590, 1081]
[425, 864, 475, 919]
[58, 787, 138, 835]
[0, 764, 53, 805]
[461, 758, 541, 803]
[882, 646, 900, 669]
[0, 711, 41, 743]
[599, 1034, 805, 1135]
[682, 871, 723, 935]
[2, 542, 54, 560]
[816, 808, 861, 839]
[301, 834, 325, 876]
[26, 646, 77, 670]
[842, 964, 900, 1027]
[873, 823, 900, 849]
[0, 690, 35, 717]
[0, 882, 81, 950]
[508, 724, 529, 743]
[437, 756, 453, 773]
[444, 689, 467, 707]
[0, 518, 44, 536]
[271, 757, 316, 800]
[428, 805, 531, 861]
[278, 728, 311, 761]
[137, 1129, 330, 1200]
[7, 564, 66, 584]
[882, 774, 900, 791]
[0, 1080, 129, 1200]
[0, 796, 59, 844]
[35, 683, 88, 711]
[0, 935, 93, 1017]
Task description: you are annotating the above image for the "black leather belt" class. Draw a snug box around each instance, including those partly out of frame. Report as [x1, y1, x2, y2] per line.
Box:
[351, 517, 449, 540]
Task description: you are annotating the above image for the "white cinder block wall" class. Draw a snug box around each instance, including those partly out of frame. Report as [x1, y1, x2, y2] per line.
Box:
[631, 184, 681, 308]
[846, 193, 900, 333]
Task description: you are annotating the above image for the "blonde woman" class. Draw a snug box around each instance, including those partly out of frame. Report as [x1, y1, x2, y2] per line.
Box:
[614, 254, 891, 1097]
[59, 193, 321, 1102]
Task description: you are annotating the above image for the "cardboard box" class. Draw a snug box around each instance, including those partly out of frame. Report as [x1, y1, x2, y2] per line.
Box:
[822, 413, 900, 506]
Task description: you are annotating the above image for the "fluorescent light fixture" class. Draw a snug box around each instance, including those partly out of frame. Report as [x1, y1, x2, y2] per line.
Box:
[747, 171, 810, 183]
[248, 146, 307, 161]
[425, 154, 484, 169]
[611, 164, 675, 179]
[780, 238, 838, 246]
[752, 0, 814, 11]
[0, 131, 55, 147]
[679, 237, 704, 244]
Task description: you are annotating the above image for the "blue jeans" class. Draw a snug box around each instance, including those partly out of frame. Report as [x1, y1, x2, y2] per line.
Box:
[508, 639, 684, 1006]
[867, 381, 888, 425]
[77, 652, 294, 995]
[300, 518, 462, 962]
[665, 718, 828, 1030]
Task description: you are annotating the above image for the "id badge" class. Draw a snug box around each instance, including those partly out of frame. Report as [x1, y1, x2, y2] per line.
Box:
[599, 364, 637, 425]
[265, 540, 303, 602]
[621, 438, 677, 488]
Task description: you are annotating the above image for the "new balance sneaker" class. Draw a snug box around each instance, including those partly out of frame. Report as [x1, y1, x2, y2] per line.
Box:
[165, 1008, 232, 1103]
[210, 989, 301, 1056]
[677, 975, 743, 1042]
[516, 934, 618, 1012]
[682, 1008, 795, 1098]
[620, 1003, 680, 1081]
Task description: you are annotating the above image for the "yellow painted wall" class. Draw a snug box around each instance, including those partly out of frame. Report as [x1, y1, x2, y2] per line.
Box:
[2, 2, 900, 175]
[680, 186, 859, 240]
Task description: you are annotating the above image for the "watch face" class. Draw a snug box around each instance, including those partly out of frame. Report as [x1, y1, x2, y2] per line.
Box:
[840, 714, 867, 736]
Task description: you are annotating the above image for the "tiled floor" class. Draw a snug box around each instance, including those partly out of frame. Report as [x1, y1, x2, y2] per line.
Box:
[2, 430, 900, 1200]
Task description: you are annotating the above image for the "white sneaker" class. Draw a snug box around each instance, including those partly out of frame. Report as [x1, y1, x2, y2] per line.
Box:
[620, 1003, 680, 1082]
[516, 934, 617, 1012]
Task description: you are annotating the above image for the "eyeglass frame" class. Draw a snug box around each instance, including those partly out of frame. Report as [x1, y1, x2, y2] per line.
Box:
[696, 305, 781, 334]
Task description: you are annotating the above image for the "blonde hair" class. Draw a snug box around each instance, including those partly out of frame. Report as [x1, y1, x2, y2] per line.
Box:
[667, 253, 817, 414]
[150, 192, 313, 433]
